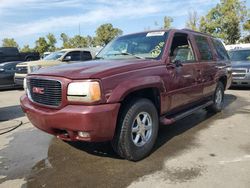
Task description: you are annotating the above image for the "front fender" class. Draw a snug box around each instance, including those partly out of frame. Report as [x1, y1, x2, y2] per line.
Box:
[107, 76, 166, 103]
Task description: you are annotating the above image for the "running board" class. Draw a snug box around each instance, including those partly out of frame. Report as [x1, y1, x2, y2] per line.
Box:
[160, 101, 213, 125]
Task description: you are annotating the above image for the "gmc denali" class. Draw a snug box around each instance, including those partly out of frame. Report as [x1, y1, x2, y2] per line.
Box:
[20, 29, 232, 161]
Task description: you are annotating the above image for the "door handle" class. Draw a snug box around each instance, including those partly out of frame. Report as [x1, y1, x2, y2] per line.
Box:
[183, 74, 192, 78]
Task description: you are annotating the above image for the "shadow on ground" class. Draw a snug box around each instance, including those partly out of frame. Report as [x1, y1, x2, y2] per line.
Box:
[0, 105, 24, 121]
[22, 93, 250, 188]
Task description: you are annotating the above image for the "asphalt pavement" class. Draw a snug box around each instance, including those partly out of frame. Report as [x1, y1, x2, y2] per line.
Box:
[0, 88, 250, 188]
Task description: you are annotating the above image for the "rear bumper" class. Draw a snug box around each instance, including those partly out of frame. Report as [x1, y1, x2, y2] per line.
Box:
[20, 95, 120, 142]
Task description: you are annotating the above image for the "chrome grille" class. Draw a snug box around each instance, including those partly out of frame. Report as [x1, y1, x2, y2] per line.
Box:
[232, 68, 247, 79]
[28, 78, 62, 107]
[16, 66, 28, 74]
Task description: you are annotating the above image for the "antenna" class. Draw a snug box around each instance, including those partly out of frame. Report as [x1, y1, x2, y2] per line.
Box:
[78, 23, 81, 36]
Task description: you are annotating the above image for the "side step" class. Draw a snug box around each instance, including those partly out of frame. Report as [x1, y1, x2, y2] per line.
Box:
[160, 101, 213, 125]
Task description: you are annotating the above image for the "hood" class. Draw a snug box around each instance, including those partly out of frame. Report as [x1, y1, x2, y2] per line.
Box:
[31, 59, 160, 79]
[17, 60, 60, 66]
[231, 61, 250, 69]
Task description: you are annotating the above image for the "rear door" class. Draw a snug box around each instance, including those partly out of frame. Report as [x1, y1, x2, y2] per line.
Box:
[163, 32, 203, 112]
[192, 35, 218, 97]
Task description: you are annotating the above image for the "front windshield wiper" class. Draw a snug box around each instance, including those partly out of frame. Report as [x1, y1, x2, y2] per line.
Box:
[112, 52, 145, 59]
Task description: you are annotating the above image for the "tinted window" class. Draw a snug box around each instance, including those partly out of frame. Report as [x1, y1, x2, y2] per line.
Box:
[212, 39, 229, 60]
[194, 36, 213, 61]
[0, 47, 19, 55]
[229, 50, 250, 61]
[66, 51, 81, 61]
[82, 51, 92, 60]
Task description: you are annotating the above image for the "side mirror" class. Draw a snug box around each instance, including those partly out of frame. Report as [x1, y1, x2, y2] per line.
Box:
[63, 56, 71, 62]
[173, 60, 183, 67]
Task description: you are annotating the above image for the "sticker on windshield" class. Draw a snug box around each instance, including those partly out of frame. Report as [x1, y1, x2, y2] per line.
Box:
[150, 42, 165, 58]
[146, 32, 165, 37]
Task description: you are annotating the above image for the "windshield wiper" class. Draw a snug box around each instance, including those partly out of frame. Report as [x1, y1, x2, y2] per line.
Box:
[112, 52, 145, 59]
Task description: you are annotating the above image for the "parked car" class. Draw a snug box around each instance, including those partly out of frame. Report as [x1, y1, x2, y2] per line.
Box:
[14, 48, 101, 86]
[0, 47, 40, 63]
[20, 29, 232, 161]
[41, 52, 51, 59]
[228, 48, 250, 87]
[0, 61, 22, 90]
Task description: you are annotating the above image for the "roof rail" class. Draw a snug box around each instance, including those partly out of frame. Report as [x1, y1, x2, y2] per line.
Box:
[182, 28, 213, 37]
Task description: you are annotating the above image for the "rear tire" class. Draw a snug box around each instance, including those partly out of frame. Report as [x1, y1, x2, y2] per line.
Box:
[207, 82, 224, 113]
[112, 98, 159, 161]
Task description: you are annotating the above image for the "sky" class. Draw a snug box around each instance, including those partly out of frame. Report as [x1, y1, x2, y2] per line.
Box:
[0, 0, 249, 48]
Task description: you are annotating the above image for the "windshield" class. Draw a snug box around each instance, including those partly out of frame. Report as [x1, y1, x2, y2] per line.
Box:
[44, 51, 66, 60]
[96, 31, 168, 60]
[229, 50, 250, 62]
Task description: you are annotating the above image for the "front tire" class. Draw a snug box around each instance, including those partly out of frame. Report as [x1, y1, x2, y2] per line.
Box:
[112, 98, 159, 161]
[207, 82, 224, 113]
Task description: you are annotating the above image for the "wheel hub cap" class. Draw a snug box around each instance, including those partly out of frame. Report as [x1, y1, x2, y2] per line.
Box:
[131, 112, 152, 147]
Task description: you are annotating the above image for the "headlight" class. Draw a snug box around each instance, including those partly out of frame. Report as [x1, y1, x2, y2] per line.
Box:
[30, 65, 42, 73]
[67, 81, 101, 103]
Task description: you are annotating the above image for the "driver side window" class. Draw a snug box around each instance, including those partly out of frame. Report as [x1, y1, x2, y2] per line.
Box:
[170, 33, 195, 63]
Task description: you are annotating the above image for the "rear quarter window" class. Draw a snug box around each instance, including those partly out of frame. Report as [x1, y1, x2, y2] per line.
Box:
[212, 38, 229, 61]
[194, 35, 213, 61]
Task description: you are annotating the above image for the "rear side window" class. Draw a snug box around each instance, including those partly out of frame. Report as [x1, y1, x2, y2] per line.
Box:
[194, 35, 213, 61]
[212, 38, 229, 60]
[82, 51, 92, 60]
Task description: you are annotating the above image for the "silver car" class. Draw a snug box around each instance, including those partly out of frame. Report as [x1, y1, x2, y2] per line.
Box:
[229, 48, 250, 87]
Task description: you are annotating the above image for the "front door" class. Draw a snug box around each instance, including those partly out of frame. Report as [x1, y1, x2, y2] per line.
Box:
[161, 32, 203, 113]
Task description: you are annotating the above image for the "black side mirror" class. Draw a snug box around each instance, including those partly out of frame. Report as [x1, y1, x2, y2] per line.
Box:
[173, 60, 183, 67]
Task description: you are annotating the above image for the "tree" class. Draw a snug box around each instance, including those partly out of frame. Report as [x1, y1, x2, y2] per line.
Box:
[95, 23, 123, 46]
[163, 16, 173, 29]
[69, 35, 88, 48]
[200, 0, 247, 44]
[20, 45, 33, 52]
[60, 33, 71, 48]
[46, 33, 57, 52]
[35, 37, 49, 55]
[241, 18, 250, 43]
[186, 11, 199, 31]
[2, 38, 19, 48]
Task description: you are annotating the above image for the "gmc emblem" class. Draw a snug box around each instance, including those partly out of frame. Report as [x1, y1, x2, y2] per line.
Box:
[32, 87, 45, 94]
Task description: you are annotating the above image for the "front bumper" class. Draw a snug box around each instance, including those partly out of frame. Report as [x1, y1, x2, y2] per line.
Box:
[20, 95, 120, 142]
[14, 73, 27, 86]
[231, 79, 250, 86]
[14, 76, 24, 86]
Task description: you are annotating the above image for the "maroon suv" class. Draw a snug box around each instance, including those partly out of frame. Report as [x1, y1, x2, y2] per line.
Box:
[21, 29, 232, 161]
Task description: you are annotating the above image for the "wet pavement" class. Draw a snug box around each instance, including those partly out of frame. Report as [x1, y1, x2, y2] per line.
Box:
[0, 89, 250, 188]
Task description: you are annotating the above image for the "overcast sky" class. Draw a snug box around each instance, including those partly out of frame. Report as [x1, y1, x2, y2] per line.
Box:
[0, 0, 249, 47]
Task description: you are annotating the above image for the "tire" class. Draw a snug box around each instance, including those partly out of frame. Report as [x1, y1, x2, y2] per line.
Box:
[112, 98, 159, 161]
[207, 82, 224, 113]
